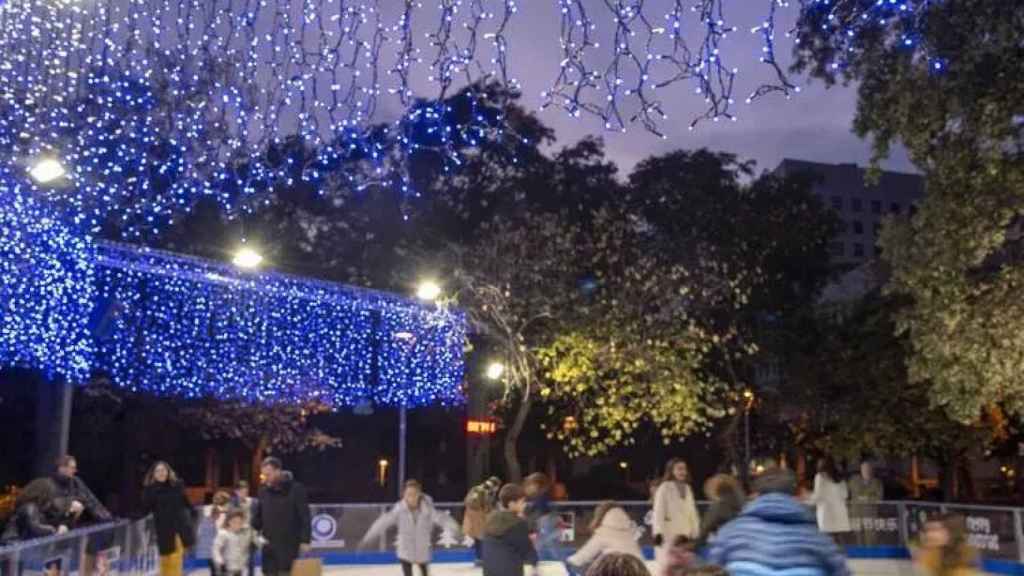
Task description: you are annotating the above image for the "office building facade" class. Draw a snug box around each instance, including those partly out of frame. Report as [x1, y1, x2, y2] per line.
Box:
[774, 159, 925, 267]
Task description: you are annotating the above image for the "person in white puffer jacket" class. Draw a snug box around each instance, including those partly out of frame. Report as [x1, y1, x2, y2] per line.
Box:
[213, 509, 262, 576]
[566, 502, 645, 576]
[359, 480, 462, 576]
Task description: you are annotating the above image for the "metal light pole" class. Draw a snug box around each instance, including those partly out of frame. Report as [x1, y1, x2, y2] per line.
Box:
[398, 405, 407, 499]
[743, 390, 754, 478]
[744, 405, 751, 473]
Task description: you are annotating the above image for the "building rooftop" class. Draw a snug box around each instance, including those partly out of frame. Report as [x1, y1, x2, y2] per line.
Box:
[774, 159, 925, 200]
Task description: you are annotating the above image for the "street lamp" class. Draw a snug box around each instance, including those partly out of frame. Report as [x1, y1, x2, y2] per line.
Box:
[743, 389, 755, 480]
[415, 279, 442, 302]
[485, 361, 505, 381]
[29, 157, 67, 184]
[232, 246, 264, 269]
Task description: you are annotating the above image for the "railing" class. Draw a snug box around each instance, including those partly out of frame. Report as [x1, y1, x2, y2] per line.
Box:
[1, 501, 1021, 576]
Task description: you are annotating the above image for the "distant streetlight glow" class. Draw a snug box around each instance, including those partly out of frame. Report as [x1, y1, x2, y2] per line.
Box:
[485, 361, 505, 381]
[29, 158, 67, 184]
[416, 280, 442, 301]
[232, 246, 263, 269]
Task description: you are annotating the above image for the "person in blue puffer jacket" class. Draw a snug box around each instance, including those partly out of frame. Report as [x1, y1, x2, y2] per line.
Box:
[706, 465, 850, 576]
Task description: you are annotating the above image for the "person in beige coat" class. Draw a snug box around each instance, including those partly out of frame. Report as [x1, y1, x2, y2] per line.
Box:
[566, 502, 644, 575]
[653, 459, 701, 571]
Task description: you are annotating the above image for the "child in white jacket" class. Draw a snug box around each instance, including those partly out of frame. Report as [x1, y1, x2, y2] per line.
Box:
[566, 502, 644, 576]
[213, 509, 261, 576]
[359, 480, 461, 576]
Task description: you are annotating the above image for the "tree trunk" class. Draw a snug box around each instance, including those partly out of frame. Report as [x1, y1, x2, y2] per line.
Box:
[939, 452, 958, 502]
[957, 457, 976, 502]
[252, 436, 269, 488]
[205, 447, 217, 490]
[503, 378, 532, 483]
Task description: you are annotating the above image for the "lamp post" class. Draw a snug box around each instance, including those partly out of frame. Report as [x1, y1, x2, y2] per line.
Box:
[398, 405, 407, 499]
[397, 279, 442, 497]
[743, 389, 755, 479]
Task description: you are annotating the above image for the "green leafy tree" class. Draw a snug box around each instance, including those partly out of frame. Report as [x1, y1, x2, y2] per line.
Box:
[622, 150, 839, 468]
[434, 211, 585, 481]
[534, 210, 739, 457]
[793, 1, 1024, 424]
[780, 291, 1017, 500]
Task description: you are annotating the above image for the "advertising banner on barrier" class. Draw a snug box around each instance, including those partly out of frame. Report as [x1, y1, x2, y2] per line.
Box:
[905, 504, 1019, 560]
[849, 503, 903, 547]
[950, 506, 1018, 560]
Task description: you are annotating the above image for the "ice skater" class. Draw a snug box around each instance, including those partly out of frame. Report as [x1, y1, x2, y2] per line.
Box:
[359, 480, 461, 576]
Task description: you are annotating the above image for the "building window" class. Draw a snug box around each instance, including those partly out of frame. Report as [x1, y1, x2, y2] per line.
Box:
[839, 220, 849, 233]
[853, 221, 864, 234]
[853, 243, 865, 257]
[829, 242, 845, 257]
[871, 200, 882, 214]
[851, 198, 863, 212]
[832, 196, 843, 211]
[891, 202, 901, 214]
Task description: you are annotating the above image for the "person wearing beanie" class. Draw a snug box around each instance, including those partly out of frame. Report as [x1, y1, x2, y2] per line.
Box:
[706, 466, 850, 576]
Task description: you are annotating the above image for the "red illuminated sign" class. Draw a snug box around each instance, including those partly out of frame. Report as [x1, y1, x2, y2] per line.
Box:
[467, 419, 497, 434]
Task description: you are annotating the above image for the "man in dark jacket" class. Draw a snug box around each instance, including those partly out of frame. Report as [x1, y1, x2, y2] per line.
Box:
[482, 484, 538, 576]
[48, 455, 112, 528]
[253, 457, 311, 576]
[706, 466, 849, 576]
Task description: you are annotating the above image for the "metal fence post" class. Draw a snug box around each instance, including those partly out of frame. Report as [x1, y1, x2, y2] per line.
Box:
[898, 502, 909, 548]
[1014, 508, 1024, 564]
[378, 505, 388, 552]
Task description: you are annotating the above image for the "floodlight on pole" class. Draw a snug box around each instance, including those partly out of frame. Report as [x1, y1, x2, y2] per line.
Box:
[29, 157, 67, 184]
[485, 361, 505, 381]
[232, 246, 263, 269]
[416, 280, 442, 302]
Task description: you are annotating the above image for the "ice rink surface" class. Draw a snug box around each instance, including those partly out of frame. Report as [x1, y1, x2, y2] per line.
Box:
[318, 559, 916, 576]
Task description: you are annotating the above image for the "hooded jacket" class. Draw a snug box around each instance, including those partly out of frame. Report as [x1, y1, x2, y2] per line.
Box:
[481, 510, 538, 576]
[706, 493, 850, 576]
[361, 495, 460, 564]
[254, 471, 311, 568]
[567, 507, 644, 569]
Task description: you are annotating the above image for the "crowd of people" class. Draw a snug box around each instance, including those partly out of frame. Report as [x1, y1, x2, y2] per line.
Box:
[0, 455, 982, 576]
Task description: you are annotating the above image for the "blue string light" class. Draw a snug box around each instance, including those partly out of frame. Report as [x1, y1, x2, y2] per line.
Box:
[0, 170, 96, 383]
[0, 190, 466, 406]
[92, 241, 466, 407]
[0, 0, 522, 238]
[542, 0, 803, 135]
[794, 0, 943, 73]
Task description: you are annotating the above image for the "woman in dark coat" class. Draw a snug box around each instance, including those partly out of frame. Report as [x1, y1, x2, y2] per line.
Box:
[1, 478, 66, 543]
[141, 461, 195, 576]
